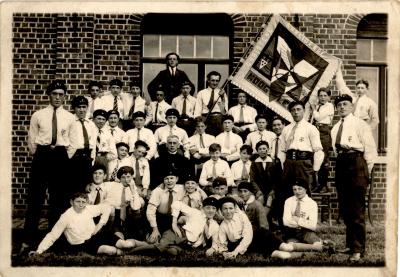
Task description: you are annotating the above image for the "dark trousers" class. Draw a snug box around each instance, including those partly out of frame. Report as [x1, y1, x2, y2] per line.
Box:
[69, 149, 93, 195]
[276, 158, 313, 227]
[316, 124, 331, 188]
[203, 113, 223, 137]
[335, 153, 368, 253]
[24, 145, 70, 243]
[177, 117, 195, 137]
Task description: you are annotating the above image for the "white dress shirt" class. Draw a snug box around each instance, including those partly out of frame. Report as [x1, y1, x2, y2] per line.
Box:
[182, 189, 207, 210]
[146, 184, 186, 228]
[86, 96, 104, 119]
[131, 156, 151, 189]
[228, 104, 257, 131]
[283, 194, 318, 231]
[28, 105, 75, 154]
[194, 88, 228, 116]
[121, 93, 152, 124]
[172, 94, 197, 118]
[150, 100, 171, 124]
[331, 113, 377, 172]
[36, 204, 111, 254]
[97, 94, 124, 118]
[107, 156, 134, 181]
[107, 125, 128, 144]
[126, 127, 157, 159]
[199, 159, 234, 187]
[189, 133, 216, 155]
[87, 183, 107, 204]
[353, 95, 379, 129]
[245, 129, 276, 154]
[218, 208, 253, 255]
[215, 131, 243, 161]
[103, 181, 141, 211]
[68, 116, 97, 159]
[281, 119, 324, 171]
[230, 160, 252, 183]
[311, 102, 334, 125]
[96, 127, 117, 159]
[154, 124, 189, 150]
[269, 134, 286, 165]
[171, 201, 219, 249]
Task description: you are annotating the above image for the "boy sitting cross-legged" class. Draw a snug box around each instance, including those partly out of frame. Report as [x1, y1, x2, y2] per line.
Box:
[28, 192, 140, 256]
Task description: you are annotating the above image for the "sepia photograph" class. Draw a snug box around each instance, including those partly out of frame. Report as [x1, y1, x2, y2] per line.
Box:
[0, 1, 398, 276]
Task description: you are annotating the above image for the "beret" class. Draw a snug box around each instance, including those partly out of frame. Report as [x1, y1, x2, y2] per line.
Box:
[334, 94, 353, 106]
[162, 166, 179, 178]
[219, 196, 237, 208]
[46, 80, 67, 94]
[221, 114, 234, 123]
[237, 181, 256, 194]
[110, 79, 123, 88]
[202, 197, 219, 208]
[116, 142, 130, 150]
[288, 100, 305, 111]
[93, 109, 108, 119]
[134, 140, 150, 151]
[165, 108, 180, 117]
[212, 177, 227, 188]
[132, 111, 146, 119]
[108, 109, 120, 118]
[181, 172, 197, 184]
[292, 177, 309, 190]
[71, 96, 88, 108]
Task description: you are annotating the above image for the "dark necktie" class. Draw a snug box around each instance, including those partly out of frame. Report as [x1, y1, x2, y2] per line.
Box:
[239, 105, 245, 123]
[128, 98, 136, 119]
[311, 105, 322, 125]
[110, 128, 115, 136]
[79, 119, 89, 149]
[94, 188, 101, 205]
[51, 107, 57, 146]
[110, 160, 119, 181]
[182, 96, 187, 115]
[113, 96, 118, 111]
[135, 158, 142, 186]
[96, 129, 102, 153]
[167, 189, 174, 214]
[199, 134, 205, 148]
[207, 89, 215, 111]
[154, 103, 159, 122]
[274, 136, 279, 160]
[335, 119, 344, 149]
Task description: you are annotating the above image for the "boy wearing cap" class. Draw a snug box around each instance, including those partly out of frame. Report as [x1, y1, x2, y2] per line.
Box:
[107, 110, 128, 144]
[86, 80, 104, 119]
[217, 196, 253, 260]
[331, 93, 377, 261]
[121, 80, 152, 130]
[98, 78, 125, 119]
[172, 80, 197, 136]
[68, 95, 97, 193]
[215, 115, 243, 163]
[199, 143, 234, 195]
[149, 88, 171, 132]
[154, 108, 190, 158]
[181, 173, 208, 210]
[154, 197, 220, 256]
[93, 109, 118, 168]
[21, 80, 75, 253]
[107, 142, 133, 182]
[126, 111, 157, 160]
[130, 140, 151, 199]
[245, 114, 276, 157]
[146, 168, 186, 244]
[29, 192, 142, 256]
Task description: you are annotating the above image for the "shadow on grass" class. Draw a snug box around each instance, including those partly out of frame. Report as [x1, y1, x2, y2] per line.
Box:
[11, 223, 385, 267]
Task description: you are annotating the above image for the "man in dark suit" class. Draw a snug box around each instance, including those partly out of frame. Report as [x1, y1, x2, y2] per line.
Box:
[147, 52, 191, 104]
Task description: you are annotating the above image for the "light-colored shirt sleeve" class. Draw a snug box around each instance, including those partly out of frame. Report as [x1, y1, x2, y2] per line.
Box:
[283, 198, 300, 229]
[297, 200, 318, 231]
[36, 214, 68, 254]
[233, 212, 253, 255]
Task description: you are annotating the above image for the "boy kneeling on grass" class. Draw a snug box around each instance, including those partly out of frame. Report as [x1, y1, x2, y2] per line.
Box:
[282, 178, 335, 254]
[29, 192, 143, 256]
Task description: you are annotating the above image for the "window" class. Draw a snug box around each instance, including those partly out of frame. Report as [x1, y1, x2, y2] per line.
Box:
[141, 13, 232, 96]
[356, 14, 387, 154]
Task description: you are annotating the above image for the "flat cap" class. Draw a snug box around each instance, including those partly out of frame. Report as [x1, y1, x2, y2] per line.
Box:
[334, 94, 353, 106]
[93, 109, 108, 119]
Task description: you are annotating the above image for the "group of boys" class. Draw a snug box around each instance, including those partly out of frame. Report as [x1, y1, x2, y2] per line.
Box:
[20, 55, 378, 262]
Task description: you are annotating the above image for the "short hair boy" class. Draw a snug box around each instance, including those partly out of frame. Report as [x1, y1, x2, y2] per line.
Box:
[108, 142, 132, 181]
[231, 145, 253, 190]
[215, 115, 243, 162]
[181, 173, 207, 210]
[107, 110, 127, 144]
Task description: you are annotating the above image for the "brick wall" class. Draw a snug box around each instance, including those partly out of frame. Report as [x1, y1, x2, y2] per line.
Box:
[11, 13, 387, 221]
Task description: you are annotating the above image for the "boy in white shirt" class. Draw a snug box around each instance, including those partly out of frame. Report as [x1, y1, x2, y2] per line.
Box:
[283, 178, 335, 253]
[231, 145, 253, 193]
[245, 114, 276, 157]
[29, 192, 140, 256]
[215, 114, 243, 162]
[149, 88, 171, 132]
[130, 140, 151, 199]
[93, 109, 117, 169]
[199, 143, 234, 195]
[107, 142, 133, 182]
[181, 173, 208, 210]
[107, 110, 127, 145]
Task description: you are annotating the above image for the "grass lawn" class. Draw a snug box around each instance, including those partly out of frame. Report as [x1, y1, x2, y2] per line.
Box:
[11, 222, 385, 267]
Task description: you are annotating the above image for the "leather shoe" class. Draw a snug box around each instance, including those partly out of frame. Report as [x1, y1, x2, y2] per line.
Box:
[349, 253, 362, 261]
[337, 247, 351, 254]
[322, 240, 336, 255]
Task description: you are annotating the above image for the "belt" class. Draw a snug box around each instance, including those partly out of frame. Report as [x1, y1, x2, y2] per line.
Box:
[235, 122, 252, 127]
[337, 149, 364, 156]
[203, 112, 222, 116]
[314, 123, 331, 127]
[74, 148, 92, 157]
[96, 151, 108, 157]
[286, 150, 313, 160]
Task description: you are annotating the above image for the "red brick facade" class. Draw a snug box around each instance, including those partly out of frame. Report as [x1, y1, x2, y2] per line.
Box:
[11, 13, 387, 221]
